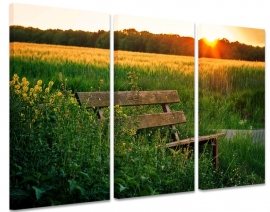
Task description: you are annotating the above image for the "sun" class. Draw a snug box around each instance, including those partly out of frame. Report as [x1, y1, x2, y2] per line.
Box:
[203, 37, 218, 47]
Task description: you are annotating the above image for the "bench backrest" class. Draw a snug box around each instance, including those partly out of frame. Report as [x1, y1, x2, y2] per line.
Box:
[75, 90, 186, 141]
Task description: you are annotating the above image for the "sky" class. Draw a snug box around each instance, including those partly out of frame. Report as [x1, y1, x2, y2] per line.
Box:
[114, 14, 194, 37]
[198, 23, 265, 47]
[9, 3, 110, 32]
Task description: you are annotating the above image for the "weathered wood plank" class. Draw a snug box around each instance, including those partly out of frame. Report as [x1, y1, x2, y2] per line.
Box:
[75, 90, 180, 108]
[75, 92, 110, 107]
[123, 111, 186, 130]
[198, 133, 225, 142]
[114, 90, 180, 106]
[165, 133, 225, 147]
[162, 103, 180, 141]
[166, 138, 195, 147]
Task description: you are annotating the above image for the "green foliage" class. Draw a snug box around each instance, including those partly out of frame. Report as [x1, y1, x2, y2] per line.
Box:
[10, 25, 109, 49]
[114, 126, 194, 198]
[10, 74, 110, 209]
[199, 58, 265, 190]
[199, 135, 265, 189]
[114, 67, 194, 198]
[114, 29, 194, 56]
[199, 61, 265, 132]
[10, 56, 110, 93]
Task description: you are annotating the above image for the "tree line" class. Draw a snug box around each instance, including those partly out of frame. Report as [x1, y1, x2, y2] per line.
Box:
[114, 28, 194, 56]
[10, 25, 110, 49]
[10, 25, 265, 61]
[199, 38, 265, 62]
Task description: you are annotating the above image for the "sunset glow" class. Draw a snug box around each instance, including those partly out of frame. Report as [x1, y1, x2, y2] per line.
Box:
[199, 24, 265, 47]
[203, 38, 218, 47]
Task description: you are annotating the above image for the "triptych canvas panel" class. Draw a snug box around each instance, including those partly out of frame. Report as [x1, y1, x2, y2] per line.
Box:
[9, 3, 265, 210]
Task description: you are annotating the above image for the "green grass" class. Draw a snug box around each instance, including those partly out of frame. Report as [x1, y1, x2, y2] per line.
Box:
[10, 42, 265, 203]
[199, 57, 265, 189]
[199, 58, 265, 132]
[10, 57, 110, 93]
[9, 43, 110, 209]
[114, 52, 195, 198]
[199, 135, 265, 189]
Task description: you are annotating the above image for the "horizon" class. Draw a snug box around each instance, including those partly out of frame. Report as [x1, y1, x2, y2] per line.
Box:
[10, 24, 265, 49]
[198, 24, 265, 48]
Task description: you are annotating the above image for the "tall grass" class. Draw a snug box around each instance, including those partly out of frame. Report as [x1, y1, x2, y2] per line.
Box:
[114, 50, 195, 198]
[199, 57, 265, 132]
[199, 57, 265, 189]
[9, 42, 110, 209]
[199, 135, 265, 189]
[10, 42, 110, 92]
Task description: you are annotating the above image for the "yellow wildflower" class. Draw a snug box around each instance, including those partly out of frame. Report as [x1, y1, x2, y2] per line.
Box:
[57, 91, 63, 97]
[23, 86, 28, 93]
[29, 88, 34, 95]
[37, 80, 42, 86]
[34, 85, 42, 93]
[15, 90, 20, 95]
[13, 74, 19, 82]
[48, 81, 54, 87]
[45, 87, 50, 93]
[14, 85, 20, 90]
[22, 93, 27, 98]
[129, 129, 136, 136]
[49, 97, 55, 104]
[21, 78, 30, 87]
[9, 80, 15, 86]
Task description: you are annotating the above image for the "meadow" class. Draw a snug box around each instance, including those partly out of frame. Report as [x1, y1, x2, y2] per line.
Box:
[10, 42, 110, 209]
[9, 42, 265, 205]
[114, 51, 265, 196]
[114, 50, 195, 198]
[10, 42, 110, 92]
[198, 57, 265, 189]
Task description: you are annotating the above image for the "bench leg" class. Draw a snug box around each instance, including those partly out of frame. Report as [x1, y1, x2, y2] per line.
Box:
[213, 138, 219, 168]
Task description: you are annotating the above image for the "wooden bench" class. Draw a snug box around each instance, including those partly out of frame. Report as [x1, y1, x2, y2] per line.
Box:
[75, 90, 224, 168]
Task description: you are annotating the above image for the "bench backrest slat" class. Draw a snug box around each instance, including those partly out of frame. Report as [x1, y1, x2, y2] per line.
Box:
[127, 111, 186, 130]
[75, 92, 110, 107]
[115, 90, 180, 106]
[76, 90, 180, 108]
[75, 90, 184, 141]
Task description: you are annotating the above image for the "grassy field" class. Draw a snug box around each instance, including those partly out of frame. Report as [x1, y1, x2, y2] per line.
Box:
[10, 42, 265, 204]
[114, 50, 195, 198]
[9, 42, 110, 209]
[114, 52, 265, 196]
[199, 57, 265, 189]
[10, 42, 110, 92]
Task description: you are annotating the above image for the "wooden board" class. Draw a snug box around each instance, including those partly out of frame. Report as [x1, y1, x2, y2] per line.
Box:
[75, 90, 180, 108]
[75, 92, 110, 107]
[114, 90, 180, 106]
[120, 111, 186, 130]
[165, 133, 225, 147]
[76, 90, 180, 108]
